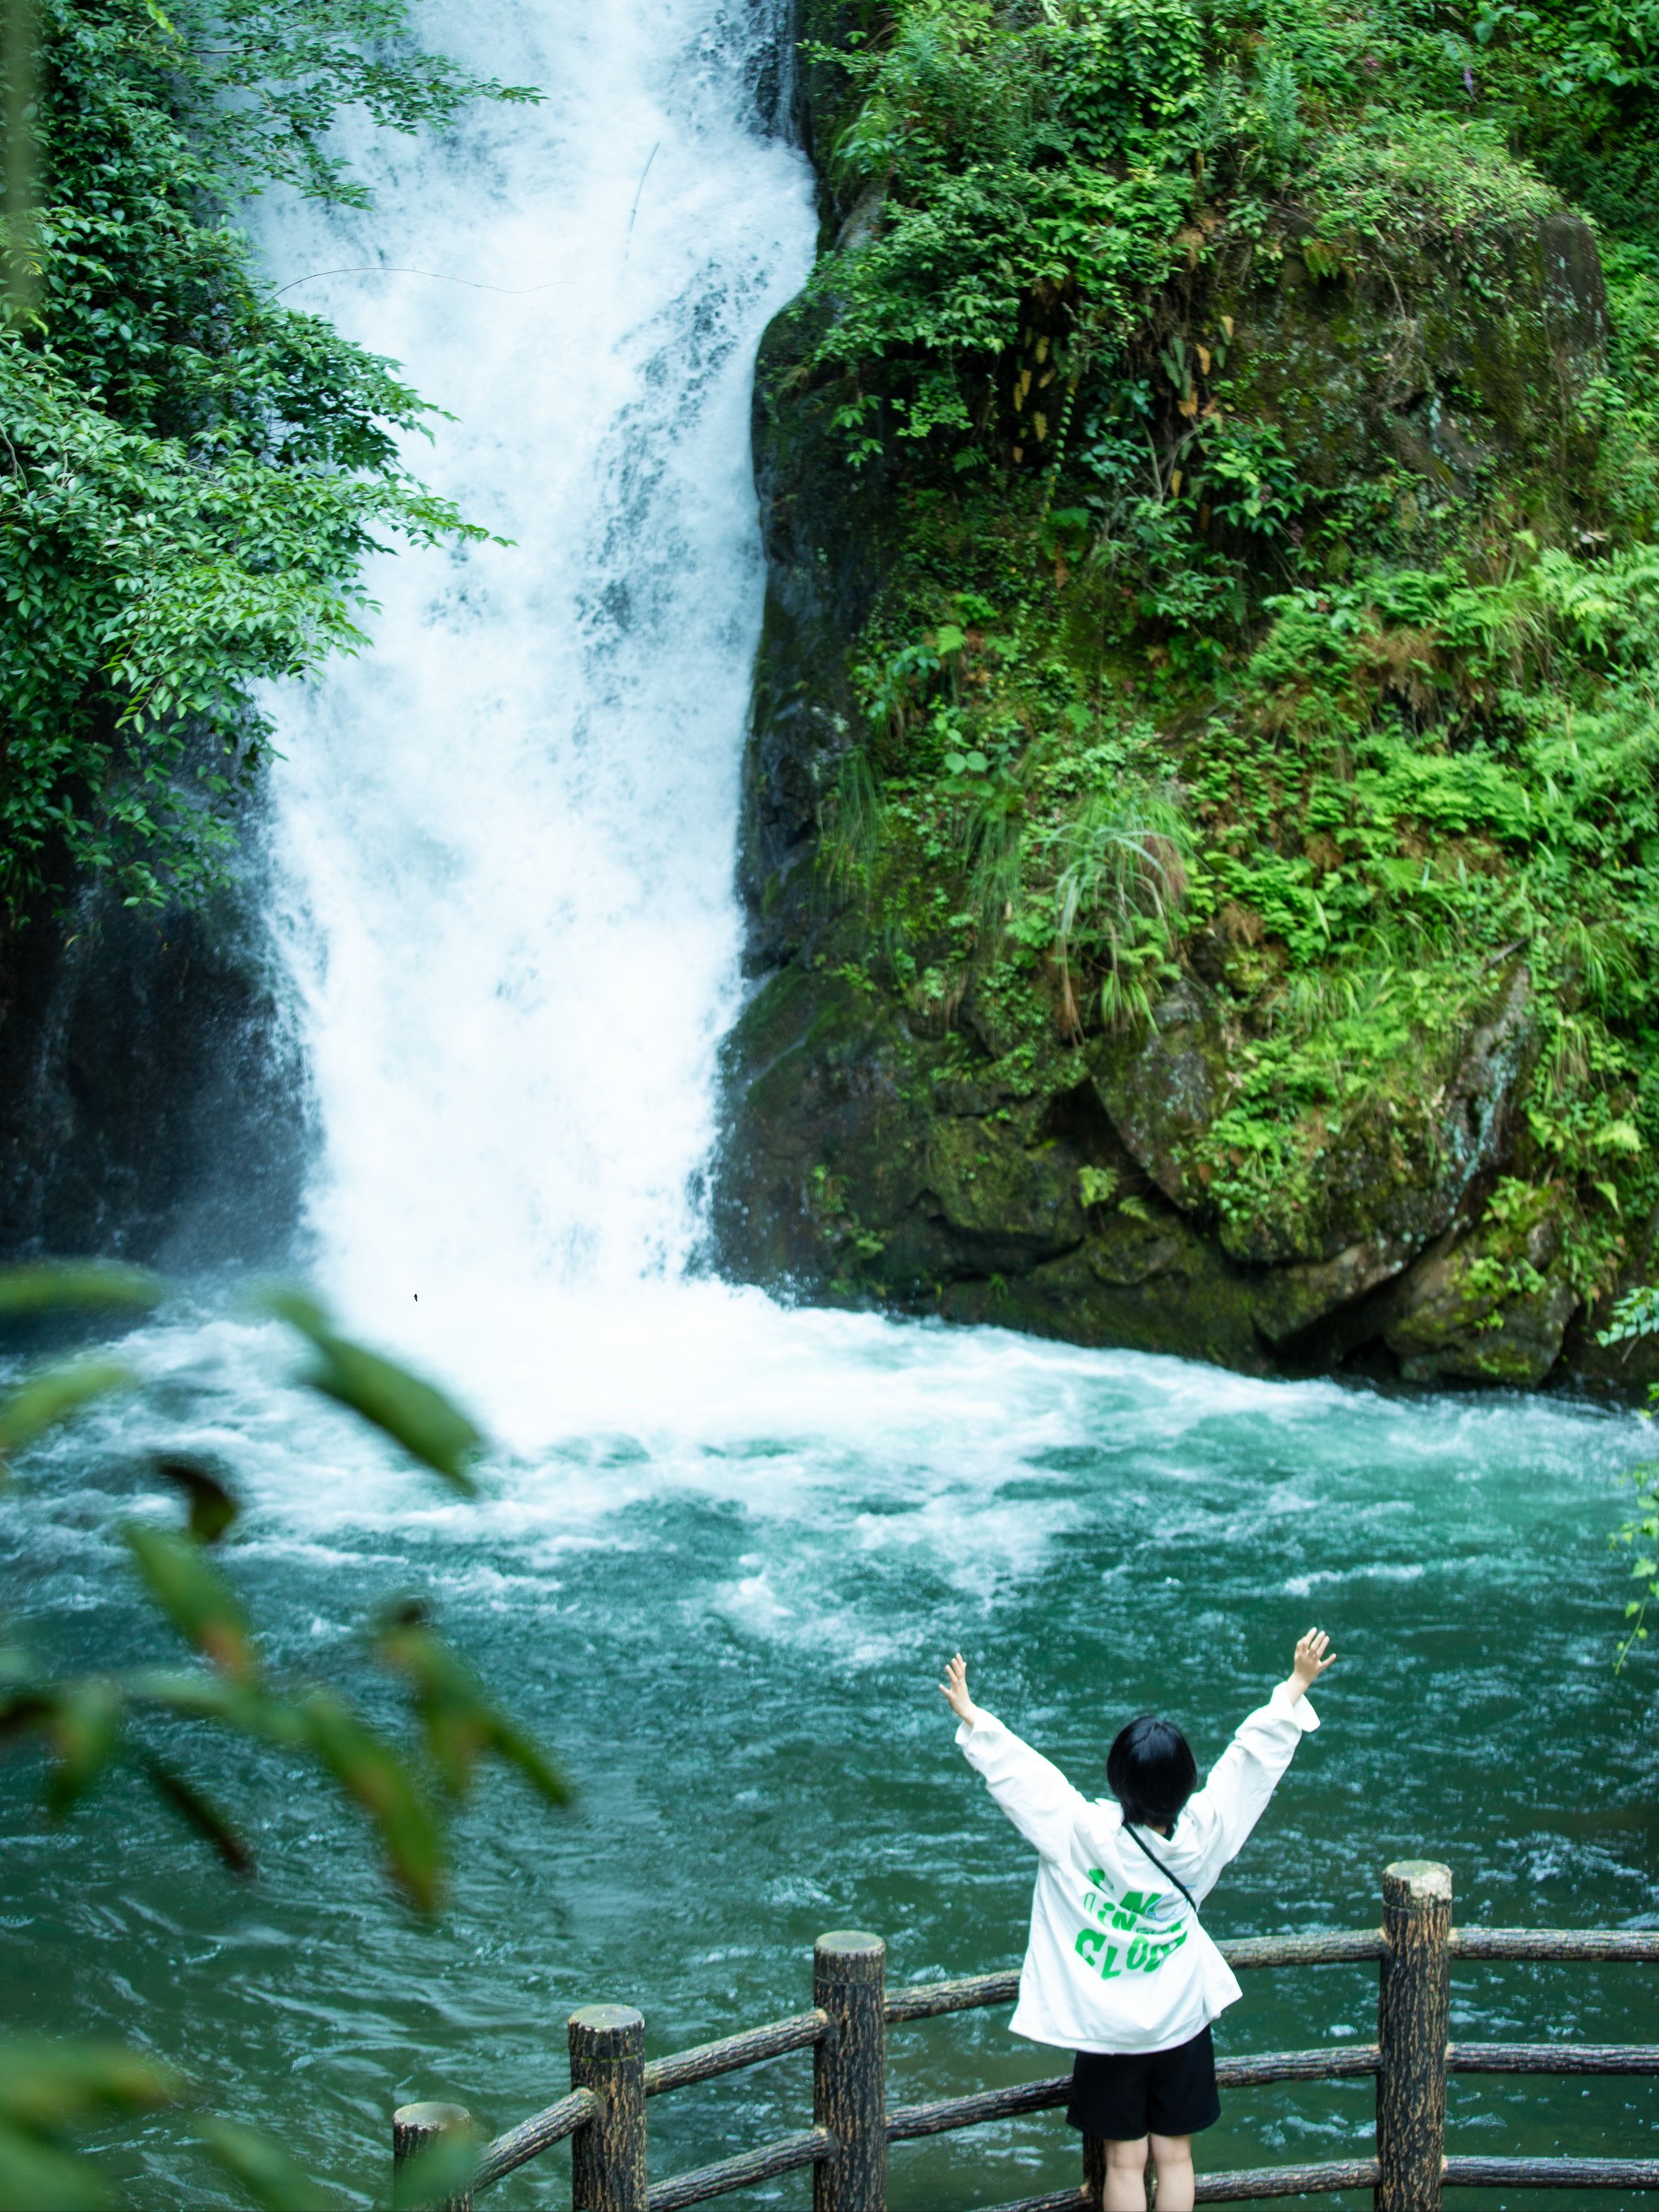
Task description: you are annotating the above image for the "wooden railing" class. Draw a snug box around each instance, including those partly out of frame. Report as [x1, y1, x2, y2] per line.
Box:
[391, 1860, 1659, 2210]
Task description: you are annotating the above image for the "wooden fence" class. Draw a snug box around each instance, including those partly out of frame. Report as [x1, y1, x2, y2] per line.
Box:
[392, 1860, 1659, 2210]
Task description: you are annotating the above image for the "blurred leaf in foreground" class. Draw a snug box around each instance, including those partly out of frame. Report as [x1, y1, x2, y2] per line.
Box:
[0, 1360, 134, 1468]
[141, 1755, 254, 1876]
[298, 1687, 446, 1912]
[0, 2119, 109, 2212]
[0, 2039, 180, 2210]
[374, 1598, 570, 1806]
[194, 2114, 331, 2210]
[156, 1454, 240, 1544]
[0, 1262, 161, 1317]
[0, 2037, 180, 2128]
[41, 1678, 124, 1817]
[124, 1524, 258, 1681]
[261, 1289, 483, 1492]
[390, 2122, 481, 2212]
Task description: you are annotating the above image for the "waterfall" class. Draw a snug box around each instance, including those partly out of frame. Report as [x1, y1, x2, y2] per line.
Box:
[257, 0, 817, 1356]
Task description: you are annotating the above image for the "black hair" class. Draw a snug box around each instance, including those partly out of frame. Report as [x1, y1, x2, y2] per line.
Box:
[1107, 1715, 1198, 1831]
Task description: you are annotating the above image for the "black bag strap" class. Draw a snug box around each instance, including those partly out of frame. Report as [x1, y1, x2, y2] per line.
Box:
[1123, 1823, 1198, 1916]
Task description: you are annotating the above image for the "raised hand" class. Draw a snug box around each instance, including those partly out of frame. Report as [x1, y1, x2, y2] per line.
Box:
[1288, 1626, 1337, 1702]
[939, 1651, 980, 1724]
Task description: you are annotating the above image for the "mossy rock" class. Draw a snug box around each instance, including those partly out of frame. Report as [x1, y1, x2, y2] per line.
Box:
[1382, 1181, 1581, 1386]
[710, 51, 1644, 1394]
[1216, 208, 1606, 534]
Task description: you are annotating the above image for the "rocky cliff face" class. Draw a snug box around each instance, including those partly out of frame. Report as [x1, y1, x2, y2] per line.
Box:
[713, 52, 1659, 1391]
[0, 879, 306, 1271]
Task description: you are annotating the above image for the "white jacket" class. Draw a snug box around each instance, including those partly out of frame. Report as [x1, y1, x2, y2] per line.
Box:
[957, 1684, 1319, 2054]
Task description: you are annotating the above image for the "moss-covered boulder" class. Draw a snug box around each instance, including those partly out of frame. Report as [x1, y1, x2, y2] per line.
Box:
[712, 0, 1659, 1392]
[1381, 1180, 1582, 1384]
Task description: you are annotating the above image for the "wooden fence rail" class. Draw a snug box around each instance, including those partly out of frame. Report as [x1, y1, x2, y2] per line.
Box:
[392, 1860, 1659, 2211]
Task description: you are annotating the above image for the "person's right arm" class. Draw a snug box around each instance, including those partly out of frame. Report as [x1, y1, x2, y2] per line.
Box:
[940, 1652, 1087, 1864]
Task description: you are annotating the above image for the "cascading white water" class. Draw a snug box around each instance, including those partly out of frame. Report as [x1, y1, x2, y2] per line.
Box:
[259, 0, 817, 1353]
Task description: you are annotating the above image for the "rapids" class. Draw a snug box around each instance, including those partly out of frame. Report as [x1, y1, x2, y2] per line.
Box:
[1, 0, 1656, 2205]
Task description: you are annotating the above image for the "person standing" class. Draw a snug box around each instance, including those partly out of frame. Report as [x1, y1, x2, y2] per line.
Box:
[940, 1629, 1336, 2211]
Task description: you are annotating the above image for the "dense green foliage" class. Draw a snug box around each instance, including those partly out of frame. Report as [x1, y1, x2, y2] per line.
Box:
[0, 0, 530, 923]
[1599, 1281, 1659, 1661]
[781, 0, 1659, 1324]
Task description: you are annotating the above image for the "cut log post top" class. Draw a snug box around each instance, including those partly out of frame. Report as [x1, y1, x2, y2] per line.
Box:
[813, 1931, 886, 2212]
[570, 2004, 647, 2212]
[392, 2101, 476, 2212]
[1377, 1859, 1452, 2212]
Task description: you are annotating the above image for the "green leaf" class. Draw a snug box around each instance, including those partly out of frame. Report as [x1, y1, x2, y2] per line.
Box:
[0, 2041, 180, 2211]
[140, 1756, 254, 1876]
[194, 2117, 328, 2211]
[43, 1681, 125, 1818]
[0, 1362, 134, 1467]
[0, 2118, 113, 2212]
[373, 1599, 572, 1807]
[155, 1455, 240, 1545]
[0, 1264, 162, 1317]
[296, 1689, 446, 1913]
[262, 1289, 483, 1491]
[390, 2127, 481, 2212]
[127, 1669, 298, 1740]
[123, 1526, 258, 1682]
[0, 2038, 180, 2131]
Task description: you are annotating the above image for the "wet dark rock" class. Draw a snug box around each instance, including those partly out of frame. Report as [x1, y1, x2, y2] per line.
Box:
[0, 880, 306, 1273]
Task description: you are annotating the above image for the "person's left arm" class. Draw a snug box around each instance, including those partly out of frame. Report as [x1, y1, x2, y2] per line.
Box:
[1183, 1627, 1335, 1879]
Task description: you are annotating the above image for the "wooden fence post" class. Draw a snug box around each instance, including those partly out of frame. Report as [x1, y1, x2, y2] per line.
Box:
[569, 2003, 646, 2212]
[813, 1929, 886, 2212]
[1080, 2132, 1105, 2209]
[1376, 1860, 1452, 2212]
[391, 2100, 475, 2212]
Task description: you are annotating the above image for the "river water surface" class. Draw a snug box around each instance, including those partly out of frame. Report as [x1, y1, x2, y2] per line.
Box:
[2, 0, 1657, 2205]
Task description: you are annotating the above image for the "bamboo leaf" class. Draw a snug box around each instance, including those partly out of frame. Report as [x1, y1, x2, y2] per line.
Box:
[140, 1756, 254, 1876]
[296, 1689, 446, 1913]
[390, 2129, 481, 2212]
[261, 1290, 482, 1492]
[0, 2038, 181, 2129]
[43, 1681, 124, 1818]
[0, 2118, 113, 2212]
[194, 2116, 328, 2211]
[0, 1263, 162, 1317]
[127, 1668, 297, 1740]
[123, 1526, 258, 1682]
[373, 1600, 571, 1807]
[155, 1455, 240, 1545]
[0, 1362, 134, 1467]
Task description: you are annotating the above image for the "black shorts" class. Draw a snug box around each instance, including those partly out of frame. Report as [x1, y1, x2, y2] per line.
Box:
[1065, 2025, 1221, 2141]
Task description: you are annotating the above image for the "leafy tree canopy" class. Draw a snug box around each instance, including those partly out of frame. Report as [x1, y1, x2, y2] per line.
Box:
[0, 0, 535, 924]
